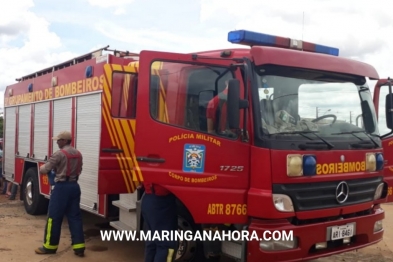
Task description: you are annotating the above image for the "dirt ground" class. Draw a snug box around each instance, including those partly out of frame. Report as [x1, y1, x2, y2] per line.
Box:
[1, 193, 392, 262]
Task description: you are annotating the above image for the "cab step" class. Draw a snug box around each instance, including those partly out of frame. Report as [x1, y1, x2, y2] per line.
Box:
[109, 220, 135, 231]
[110, 192, 139, 231]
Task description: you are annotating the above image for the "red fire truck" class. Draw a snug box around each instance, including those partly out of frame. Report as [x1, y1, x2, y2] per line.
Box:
[2, 29, 393, 262]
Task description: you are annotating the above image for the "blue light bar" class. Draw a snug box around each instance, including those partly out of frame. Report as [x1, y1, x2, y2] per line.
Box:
[303, 42, 339, 56]
[316, 44, 339, 56]
[227, 29, 339, 56]
[228, 30, 289, 48]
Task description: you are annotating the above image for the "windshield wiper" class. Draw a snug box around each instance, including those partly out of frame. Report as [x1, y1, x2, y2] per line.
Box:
[331, 130, 379, 148]
[275, 131, 334, 149]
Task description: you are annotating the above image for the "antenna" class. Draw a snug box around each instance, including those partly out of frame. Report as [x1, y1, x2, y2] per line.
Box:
[302, 11, 304, 41]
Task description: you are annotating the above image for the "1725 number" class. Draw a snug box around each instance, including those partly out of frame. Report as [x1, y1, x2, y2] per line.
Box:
[220, 166, 244, 172]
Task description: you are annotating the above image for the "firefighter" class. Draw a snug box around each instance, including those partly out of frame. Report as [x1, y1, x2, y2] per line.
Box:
[34, 131, 85, 257]
[206, 80, 238, 138]
[141, 182, 178, 262]
[206, 82, 228, 134]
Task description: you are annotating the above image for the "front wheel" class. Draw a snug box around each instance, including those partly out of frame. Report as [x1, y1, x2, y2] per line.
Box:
[23, 167, 49, 215]
[175, 215, 198, 261]
[175, 213, 221, 262]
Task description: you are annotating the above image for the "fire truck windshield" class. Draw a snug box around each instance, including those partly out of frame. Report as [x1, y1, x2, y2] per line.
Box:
[255, 65, 380, 148]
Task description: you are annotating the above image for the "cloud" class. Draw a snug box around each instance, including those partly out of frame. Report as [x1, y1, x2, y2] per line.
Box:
[0, 0, 33, 44]
[0, 2, 80, 98]
[1, 0, 392, 137]
[0, 21, 29, 37]
[86, 0, 134, 14]
[200, 0, 393, 64]
[87, 0, 134, 8]
[94, 21, 234, 53]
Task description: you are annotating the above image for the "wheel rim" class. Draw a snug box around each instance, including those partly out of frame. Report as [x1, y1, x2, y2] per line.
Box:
[175, 216, 197, 261]
[25, 179, 33, 206]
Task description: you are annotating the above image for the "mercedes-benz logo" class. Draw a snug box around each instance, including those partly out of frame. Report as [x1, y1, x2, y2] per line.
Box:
[336, 181, 349, 204]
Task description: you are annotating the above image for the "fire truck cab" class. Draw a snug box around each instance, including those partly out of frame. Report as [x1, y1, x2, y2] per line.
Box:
[2, 30, 393, 262]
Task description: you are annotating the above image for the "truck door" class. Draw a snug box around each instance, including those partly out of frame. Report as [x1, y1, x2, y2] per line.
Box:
[133, 50, 250, 223]
[373, 78, 393, 202]
[99, 63, 140, 195]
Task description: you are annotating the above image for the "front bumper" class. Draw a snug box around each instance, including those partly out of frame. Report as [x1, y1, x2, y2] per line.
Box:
[245, 206, 384, 262]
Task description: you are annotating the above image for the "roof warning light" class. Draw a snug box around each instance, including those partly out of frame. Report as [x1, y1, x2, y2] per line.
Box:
[228, 30, 339, 56]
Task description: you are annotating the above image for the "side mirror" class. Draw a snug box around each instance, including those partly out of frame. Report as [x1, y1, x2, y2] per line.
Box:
[386, 93, 393, 129]
[361, 101, 375, 133]
[227, 79, 240, 129]
[227, 79, 249, 129]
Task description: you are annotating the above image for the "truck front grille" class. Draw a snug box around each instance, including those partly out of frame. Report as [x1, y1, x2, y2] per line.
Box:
[272, 176, 383, 211]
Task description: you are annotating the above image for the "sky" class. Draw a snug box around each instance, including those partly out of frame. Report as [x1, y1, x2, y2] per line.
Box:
[1, 0, 392, 133]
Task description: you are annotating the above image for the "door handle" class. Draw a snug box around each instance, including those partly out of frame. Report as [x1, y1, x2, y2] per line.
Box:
[102, 148, 123, 153]
[136, 156, 165, 163]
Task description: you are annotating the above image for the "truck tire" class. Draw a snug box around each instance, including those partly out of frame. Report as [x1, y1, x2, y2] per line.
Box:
[23, 167, 49, 215]
[140, 195, 221, 262]
[175, 214, 198, 261]
[176, 209, 221, 262]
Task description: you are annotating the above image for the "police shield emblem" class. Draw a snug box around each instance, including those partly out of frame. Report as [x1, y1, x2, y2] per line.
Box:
[183, 144, 206, 173]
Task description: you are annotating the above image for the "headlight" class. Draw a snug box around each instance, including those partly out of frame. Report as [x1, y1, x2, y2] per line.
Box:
[272, 194, 294, 212]
[374, 183, 384, 200]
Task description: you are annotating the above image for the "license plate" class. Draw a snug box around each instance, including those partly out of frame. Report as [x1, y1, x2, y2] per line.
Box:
[331, 224, 354, 240]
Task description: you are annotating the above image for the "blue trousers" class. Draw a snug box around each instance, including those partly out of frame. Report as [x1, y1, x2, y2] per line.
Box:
[42, 182, 85, 252]
[141, 193, 178, 262]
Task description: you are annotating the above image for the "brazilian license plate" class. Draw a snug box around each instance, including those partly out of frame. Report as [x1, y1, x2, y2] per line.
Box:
[330, 224, 354, 240]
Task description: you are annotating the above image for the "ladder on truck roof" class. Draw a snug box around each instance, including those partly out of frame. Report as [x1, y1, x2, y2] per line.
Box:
[15, 46, 140, 82]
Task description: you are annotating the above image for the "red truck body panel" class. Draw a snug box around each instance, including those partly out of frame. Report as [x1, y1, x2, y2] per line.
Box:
[2, 33, 391, 261]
